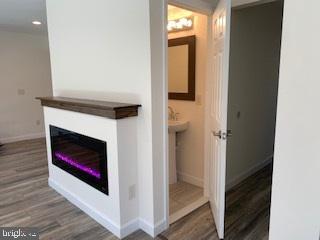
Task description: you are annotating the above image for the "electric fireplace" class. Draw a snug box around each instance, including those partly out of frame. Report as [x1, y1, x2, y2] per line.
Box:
[50, 125, 108, 195]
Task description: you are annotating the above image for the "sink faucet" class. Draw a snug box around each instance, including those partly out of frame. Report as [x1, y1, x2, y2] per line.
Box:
[168, 106, 179, 121]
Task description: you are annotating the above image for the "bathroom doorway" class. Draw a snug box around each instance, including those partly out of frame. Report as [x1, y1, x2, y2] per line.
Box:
[167, 4, 209, 223]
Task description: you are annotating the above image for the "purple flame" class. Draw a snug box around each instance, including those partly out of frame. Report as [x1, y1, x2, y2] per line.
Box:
[54, 152, 101, 179]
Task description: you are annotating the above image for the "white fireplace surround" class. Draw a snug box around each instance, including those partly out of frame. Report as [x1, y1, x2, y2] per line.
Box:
[43, 106, 140, 238]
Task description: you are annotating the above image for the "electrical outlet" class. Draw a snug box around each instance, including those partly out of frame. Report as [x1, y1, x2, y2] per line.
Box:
[17, 89, 25, 95]
[129, 185, 136, 200]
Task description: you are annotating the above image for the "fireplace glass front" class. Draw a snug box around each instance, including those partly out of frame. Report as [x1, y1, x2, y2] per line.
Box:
[50, 125, 108, 195]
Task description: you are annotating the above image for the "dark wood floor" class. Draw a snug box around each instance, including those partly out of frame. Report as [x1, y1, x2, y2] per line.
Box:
[0, 138, 272, 240]
[225, 165, 272, 240]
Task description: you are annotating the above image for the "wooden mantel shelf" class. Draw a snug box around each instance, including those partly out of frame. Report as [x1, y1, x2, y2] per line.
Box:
[36, 97, 141, 119]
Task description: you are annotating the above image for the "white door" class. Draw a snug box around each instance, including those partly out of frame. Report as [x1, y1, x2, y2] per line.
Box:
[207, 0, 231, 238]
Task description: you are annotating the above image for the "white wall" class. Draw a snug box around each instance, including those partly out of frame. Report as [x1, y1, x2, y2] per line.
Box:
[149, 0, 167, 231]
[226, 2, 283, 188]
[269, 0, 320, 239]
[168, 13, 208, 187]
[0, 30, 52, 143]
[46, 0, 166, 236]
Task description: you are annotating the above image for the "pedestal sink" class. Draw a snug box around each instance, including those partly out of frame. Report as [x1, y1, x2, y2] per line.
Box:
[169, 120, 189, 184]
[168, 120, 189, 133]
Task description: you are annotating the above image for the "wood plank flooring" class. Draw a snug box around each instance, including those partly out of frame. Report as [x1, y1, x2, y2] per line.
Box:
[225, 164, 273, 239]
[0, 138, 272, 240]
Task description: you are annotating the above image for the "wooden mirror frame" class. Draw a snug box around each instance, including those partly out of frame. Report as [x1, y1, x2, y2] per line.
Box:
[168, 35, 196, 101]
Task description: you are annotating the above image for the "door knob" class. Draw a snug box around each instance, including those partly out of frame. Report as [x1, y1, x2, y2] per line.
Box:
[214, 130, 232, 140]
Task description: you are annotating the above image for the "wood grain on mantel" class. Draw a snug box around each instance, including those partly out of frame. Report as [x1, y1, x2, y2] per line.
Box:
[36, 97, 141, 119]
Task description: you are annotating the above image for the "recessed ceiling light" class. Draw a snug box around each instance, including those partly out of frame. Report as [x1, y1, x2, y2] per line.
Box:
[32, 21, 42, 25]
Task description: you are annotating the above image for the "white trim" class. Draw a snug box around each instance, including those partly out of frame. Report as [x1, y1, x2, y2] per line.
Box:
[168, 0, 215, 15]
[169, 196, 208, 224]
[49, 178, 139, 239]
[163, 0, 170, 232]
[0, 132, 45, 144]
[177, 172, 204, 187]
[203, 14, 213, 199]
[226, 155, 273, 191]
[120, 218, 140, 238]
[232, 0, 278, 8]
[139, 218, 167, 238]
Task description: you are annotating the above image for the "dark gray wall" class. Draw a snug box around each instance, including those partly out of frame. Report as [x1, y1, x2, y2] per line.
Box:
[226, 1, 283, 187]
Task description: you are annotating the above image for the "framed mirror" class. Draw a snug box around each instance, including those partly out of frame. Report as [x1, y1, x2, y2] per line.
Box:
[168, 35, 196, 101]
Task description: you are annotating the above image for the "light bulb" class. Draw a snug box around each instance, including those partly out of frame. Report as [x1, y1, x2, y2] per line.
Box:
[32, 21, 42, 25]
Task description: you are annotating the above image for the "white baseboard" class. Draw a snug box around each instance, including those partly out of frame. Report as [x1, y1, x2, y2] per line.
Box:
[226, 155, 273, 191]
[49, 178, 139, 239]
[120, 218, 140, 238]
[0, 132, 45, 144]
[177, 171, 203, 187]
[169, 196, 208, 224]
[139, 218, 167, 238]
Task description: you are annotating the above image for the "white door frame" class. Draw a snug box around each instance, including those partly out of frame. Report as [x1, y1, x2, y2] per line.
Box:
[160, 0, 280, 235]
[163, 0, 214, 229]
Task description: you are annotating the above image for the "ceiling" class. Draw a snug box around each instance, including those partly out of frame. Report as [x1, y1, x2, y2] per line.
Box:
[168, 5, 194, 20]
[200, 0, 216, 4]
[0, 0, 47, 34]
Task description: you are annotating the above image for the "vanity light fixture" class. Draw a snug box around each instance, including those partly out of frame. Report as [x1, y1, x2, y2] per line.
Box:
[167, 16, 193, 33]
